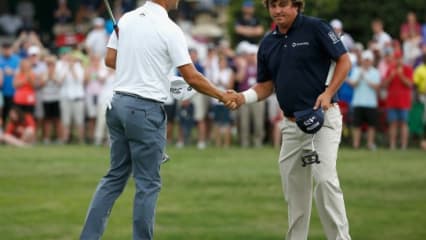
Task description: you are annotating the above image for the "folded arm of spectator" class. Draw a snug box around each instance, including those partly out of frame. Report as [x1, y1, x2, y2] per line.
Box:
[235, 25, 264, 38]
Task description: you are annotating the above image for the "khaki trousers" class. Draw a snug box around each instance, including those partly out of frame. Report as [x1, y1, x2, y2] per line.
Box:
[278, 105, 351, 240]
[238, 101, 265, 147]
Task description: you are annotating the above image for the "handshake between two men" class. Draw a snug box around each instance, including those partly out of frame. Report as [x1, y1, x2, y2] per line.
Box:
[220, 90, 246, 111]
[217, 81, 274, 111]
[170, 76, 259, 109]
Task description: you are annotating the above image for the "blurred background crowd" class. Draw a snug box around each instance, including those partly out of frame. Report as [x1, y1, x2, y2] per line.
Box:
[0, 0, 425, 151]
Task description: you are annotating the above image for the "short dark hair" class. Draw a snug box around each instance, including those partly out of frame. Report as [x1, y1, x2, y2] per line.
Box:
[2, 42, 12, 48]
[263, 0, 305, 13]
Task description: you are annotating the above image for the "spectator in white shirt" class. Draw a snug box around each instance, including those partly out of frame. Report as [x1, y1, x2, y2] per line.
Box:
[39, 55, 62, 144]
[371, 18, 392, 56]
[56, 47, 85, 143]
[84, 17, 108, 58]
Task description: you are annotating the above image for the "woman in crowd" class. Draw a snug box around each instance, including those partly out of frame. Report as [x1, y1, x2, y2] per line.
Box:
[13, 58, 36, 115]
[211, 55, 234, 147]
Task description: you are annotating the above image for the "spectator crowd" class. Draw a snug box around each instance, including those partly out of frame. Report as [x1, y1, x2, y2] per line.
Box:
[0, 0, 425, 151]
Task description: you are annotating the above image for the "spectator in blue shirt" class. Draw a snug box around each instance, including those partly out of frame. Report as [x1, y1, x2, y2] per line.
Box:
[348, 50, 381, 150]
[0, 42, 21, 123]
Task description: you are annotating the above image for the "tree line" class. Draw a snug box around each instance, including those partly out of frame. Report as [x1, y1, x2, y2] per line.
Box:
[227, 0, 426, 46]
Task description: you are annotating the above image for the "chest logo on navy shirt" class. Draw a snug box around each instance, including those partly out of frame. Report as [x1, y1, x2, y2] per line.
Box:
[328, 31, 340, 44]
[291, 42, 310, 48]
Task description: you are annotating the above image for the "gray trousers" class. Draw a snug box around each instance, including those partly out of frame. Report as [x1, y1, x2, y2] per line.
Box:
[80, 93, 166, 240]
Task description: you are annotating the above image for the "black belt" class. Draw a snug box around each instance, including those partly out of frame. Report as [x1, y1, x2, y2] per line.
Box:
[114, 91, 163, 104]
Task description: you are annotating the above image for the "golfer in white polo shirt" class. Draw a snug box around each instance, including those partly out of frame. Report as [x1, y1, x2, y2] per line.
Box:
[80, 1, 236, 239]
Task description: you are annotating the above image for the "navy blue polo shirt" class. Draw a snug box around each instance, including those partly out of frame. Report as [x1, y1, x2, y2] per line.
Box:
[257, 14, 347, 117]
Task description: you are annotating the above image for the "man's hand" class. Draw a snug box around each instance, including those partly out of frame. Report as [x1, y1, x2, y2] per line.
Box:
[314, 91, 333, 110]
[222, 90, 245, 110]
[220, 90, 238, 110]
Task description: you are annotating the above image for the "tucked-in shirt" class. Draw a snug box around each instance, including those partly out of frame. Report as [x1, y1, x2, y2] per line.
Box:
[107, 1, 192, 103]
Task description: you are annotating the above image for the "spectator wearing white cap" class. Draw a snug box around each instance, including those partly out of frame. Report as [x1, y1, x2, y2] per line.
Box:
[348, 50, 381, 150]
[84, 17, 108, 58]
[28, 45, 48, 141]
[330, 19, 355, 51]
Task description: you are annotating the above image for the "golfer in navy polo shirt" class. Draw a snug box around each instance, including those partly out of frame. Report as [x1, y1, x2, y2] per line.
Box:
[231, 0, 352, 239]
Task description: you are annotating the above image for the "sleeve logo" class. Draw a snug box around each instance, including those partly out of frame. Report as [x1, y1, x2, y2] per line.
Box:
[328, 31, 340, 44]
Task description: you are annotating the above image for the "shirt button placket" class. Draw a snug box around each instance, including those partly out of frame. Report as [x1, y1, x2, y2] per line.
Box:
[284, 35, 288, 48]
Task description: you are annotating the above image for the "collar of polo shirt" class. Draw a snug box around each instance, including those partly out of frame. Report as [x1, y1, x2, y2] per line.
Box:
[146, 1, 169, 16]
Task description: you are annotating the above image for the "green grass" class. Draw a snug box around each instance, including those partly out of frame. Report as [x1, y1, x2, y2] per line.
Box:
[0, 145, 425, 240]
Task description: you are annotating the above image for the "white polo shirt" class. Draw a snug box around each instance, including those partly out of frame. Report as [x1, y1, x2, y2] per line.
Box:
[107, 1, 192, 103]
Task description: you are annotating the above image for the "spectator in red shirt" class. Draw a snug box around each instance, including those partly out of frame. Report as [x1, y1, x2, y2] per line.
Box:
[1, 106, 35, 147]
[382, 51, 414, 149]
[13, 58, 36, 114]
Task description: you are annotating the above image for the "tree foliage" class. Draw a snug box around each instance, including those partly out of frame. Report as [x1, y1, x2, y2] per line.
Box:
[334, 0, 426, 44]
[227, 0, 342, 47]
[227, 0, 426, 47]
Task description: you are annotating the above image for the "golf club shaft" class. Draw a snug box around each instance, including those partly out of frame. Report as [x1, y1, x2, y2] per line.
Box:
[104, 0, 116, 25]
[103, 0, 119, 37]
